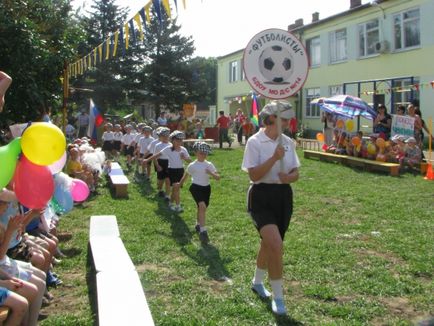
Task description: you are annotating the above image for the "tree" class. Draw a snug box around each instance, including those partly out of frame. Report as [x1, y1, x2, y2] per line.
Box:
[140, 10, 195, 117]
[0, 0, 85, 123]
[186, 57, 217, 108]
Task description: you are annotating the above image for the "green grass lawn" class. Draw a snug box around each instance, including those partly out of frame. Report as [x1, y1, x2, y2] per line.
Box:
[41, 147, 433, 325]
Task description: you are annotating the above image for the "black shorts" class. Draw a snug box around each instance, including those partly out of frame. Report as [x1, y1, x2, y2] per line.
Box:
[102, 141, 112, 151]
[189, 183, 211, 207]
[113, 141, 121, 151]
[168, 168, 184, 185]
[124, 145, 135, 156]
[156, 159, 169, 180]
[247, 183, 293, 240]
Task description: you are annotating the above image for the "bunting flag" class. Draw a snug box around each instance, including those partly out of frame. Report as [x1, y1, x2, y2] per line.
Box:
[106, 39, 110, 59]
[68, 0, 188, 78]
[251, 93, 259, 127]
[153, 0, 162, 24]
[113, 32, 119, 57]
[134, 13, 144, 41]
[162, 0, 171, 19]
[129, 19, 137, 45]
[124, 23, 129, 49]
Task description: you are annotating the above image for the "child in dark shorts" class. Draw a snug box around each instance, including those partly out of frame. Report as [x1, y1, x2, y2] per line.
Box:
[180, 142, 220, 244]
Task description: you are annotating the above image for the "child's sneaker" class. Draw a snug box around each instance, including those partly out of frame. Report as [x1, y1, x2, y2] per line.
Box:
[251, 283, 271, 299]
[169, 204, 177, 211]
[194, 224, 200, 233]
[164, 195, 170, 201]
[199, 230, 209, 244]
[158, 191, 165, 198]
[271, 298, 287, 315]
[175, 205, 184, 213]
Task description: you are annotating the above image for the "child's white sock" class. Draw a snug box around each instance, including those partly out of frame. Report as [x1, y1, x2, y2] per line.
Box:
[270, 279, 284, 299]
[199, 226, 207, 233]
[252, 267, 266, 284]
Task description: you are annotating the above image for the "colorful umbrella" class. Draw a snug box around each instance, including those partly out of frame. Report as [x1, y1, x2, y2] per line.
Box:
[313, 95, 377, 120]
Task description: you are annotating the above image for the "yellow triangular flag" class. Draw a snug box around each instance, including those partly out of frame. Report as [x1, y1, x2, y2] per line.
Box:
[182, 0, 186, 9]
[106, 38, 110, 59]
[83, 56, 87, 70]
[124, 23, 129, 49]
[98, 44, 103, 62]
[145, 3, 151, 24]
[162, 0, 171, 19]
[113, 31, 119, 57]
[134, 13, 144, 42]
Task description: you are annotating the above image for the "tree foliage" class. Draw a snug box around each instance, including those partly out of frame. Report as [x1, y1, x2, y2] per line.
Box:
[0, 0, 85, 123]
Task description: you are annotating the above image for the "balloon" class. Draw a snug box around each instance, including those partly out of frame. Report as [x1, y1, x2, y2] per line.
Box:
[53, 183, 73, 213]
[21, 123, 66, 166]
[48, 151, 67, 174]
[71, 179, 90, 202]
[336, 119, 344, 129]
[13, 155, 54, 209]
[376, 138, 385, 148]
[345, 120, 355, 132]
[322, 143, 328, 151]
[351, 137, 361, 146]
[367, 143, 377, 155]
[316, 133, 324, 142]
[0, 138, 22, 188]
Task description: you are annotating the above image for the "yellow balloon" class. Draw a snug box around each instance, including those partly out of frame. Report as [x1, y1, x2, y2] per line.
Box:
[345, 120, 354, 132]
[21, 123, 66, 166]
[367, 143, 377, 155]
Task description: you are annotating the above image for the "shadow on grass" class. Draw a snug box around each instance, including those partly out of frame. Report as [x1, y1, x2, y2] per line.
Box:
[154, 199, 193, 246]
[256, 298, 303, 326]
[181, 243, 232, 281]
[86, 243, 98, 326]
[134, 176, 154, 197]
[61, 247, 82, 258]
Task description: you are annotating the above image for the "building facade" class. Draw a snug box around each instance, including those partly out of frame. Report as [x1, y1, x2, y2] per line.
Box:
[216, 0, 434, 137]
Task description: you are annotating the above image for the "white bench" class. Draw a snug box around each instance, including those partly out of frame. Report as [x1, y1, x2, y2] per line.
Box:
[89, 215, 154, 325]
[108, 163, 130, 198]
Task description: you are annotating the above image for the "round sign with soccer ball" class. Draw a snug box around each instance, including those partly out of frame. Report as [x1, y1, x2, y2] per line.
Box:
[243, 28, 309, 99]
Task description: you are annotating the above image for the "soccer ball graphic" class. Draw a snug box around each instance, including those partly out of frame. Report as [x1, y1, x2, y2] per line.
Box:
[258, 46, 293, 83]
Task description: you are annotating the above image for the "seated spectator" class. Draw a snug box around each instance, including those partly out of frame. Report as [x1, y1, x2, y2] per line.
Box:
[66, 148, 95, 191]
[400, 137, 421, 172]
[334, 132, 347, 155]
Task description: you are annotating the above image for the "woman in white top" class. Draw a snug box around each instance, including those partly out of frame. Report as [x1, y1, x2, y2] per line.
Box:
[180, 142, 220, 244]
[241, 101, 300, 316]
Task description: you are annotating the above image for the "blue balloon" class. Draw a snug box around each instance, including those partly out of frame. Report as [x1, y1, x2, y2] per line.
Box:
[53, 183, 73, 213]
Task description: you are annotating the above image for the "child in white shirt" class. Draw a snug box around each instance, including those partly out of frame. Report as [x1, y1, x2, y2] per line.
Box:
[180, 142, 220, 244]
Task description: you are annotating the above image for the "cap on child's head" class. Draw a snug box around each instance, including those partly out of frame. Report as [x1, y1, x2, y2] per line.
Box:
[158, 127, 170, 137]
[193, 142, 211, 154]
[170, 130, 185, 140]
[143, 125, 153, 132]
[259, 101, 294, 120]
[405, 137, 416, 144]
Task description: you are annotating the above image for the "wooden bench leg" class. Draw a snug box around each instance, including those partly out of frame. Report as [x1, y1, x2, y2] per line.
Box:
[390, 166, 400, 177]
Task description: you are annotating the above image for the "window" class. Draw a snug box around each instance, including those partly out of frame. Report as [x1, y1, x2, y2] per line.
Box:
[305, 88, 321, 118]
[329, 85, 343, 96]
[393, 78, 419, 111]
[306, 37, 321, 66]
[393, 9, 420, 50]
[229, 61, 238, 83]
[358, 19, 380, 57]
[240, 59, 245, 81]
[330, 29, 347, 63]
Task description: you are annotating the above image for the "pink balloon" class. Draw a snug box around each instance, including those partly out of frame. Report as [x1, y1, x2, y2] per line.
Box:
[71, 179, 89, 202]
[48, 151, 67, 174]
[13, 155, 54, 209]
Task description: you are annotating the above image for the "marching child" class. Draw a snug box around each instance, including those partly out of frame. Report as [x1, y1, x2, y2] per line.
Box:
[144, 128, 171, 199]
[136, 126, 155, 179]
[180, 142, 220, 244]
[121, 125, 135, 169]
[101, 123, 114, 158]
[112, 124, 123, 158]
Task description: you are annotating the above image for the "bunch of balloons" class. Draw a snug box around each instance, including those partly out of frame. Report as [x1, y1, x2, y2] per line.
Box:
[0, 123, 89, 210]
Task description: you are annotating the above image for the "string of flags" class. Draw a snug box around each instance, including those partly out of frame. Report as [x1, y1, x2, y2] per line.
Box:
[68, 0, 186, 79]
[225, 92, 263, 104]
[359, 81, 434, 95]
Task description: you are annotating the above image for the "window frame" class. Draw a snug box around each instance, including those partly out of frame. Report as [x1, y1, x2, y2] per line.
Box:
[358, 19, 380, 58]
[306, 36, 321, 67]
[229, 60, 238, 83]
[329, 28, 347, 63]
[393, 8, 420, 51]
[305, 88, 321, 118]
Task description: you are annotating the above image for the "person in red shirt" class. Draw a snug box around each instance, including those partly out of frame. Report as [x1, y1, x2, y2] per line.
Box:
[234, 108, 246, 145]
[215, 110, 232, 149]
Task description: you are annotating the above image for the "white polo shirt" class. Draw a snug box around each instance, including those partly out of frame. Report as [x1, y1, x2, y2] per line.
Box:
[102, 131, 114, 141]
[187, 160, 217, 186]
[154, 142, 171, 160]
[138, 136, 155, 154]
[113, 131, 123, 141]
[161, 146, 190, 168]
[122, 133, 135, 146]
[242, 128, 300, 184]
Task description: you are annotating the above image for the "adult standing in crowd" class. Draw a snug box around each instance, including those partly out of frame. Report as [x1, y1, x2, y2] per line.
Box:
[373, 104, 392, 139]
[157, 111, 167, 126]
[0, 71, 12, 112]
[407, 104, 423, 147]
[215, 110, 232, 149]
[242, 101, 300, 315]
[234, 108, 246, 145]
[77, 109, 89, 138]
[321, 112, 336, 145]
